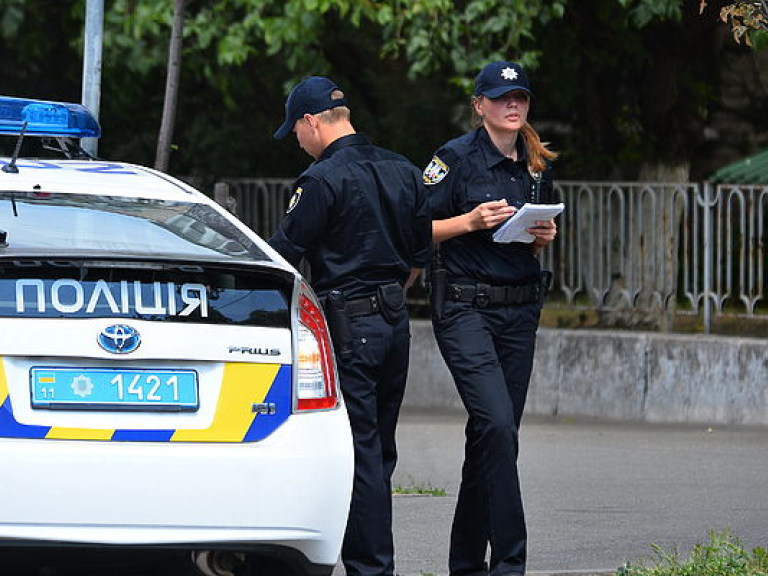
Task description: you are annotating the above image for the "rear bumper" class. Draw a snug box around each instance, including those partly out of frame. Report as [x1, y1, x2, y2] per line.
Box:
[0, 407, 353, 567]
[0, 544, 337, 576]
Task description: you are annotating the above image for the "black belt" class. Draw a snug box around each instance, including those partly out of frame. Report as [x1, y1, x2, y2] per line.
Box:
[344, 294, 381, 317]
[446, 282, 541, 307]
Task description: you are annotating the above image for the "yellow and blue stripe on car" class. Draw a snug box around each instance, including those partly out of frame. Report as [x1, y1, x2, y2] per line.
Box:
[0, 362, 292, 443]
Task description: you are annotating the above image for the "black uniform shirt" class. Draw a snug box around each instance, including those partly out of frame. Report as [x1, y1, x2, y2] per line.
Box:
[424, 127, 554, 285]
[268, 133, 431, 299]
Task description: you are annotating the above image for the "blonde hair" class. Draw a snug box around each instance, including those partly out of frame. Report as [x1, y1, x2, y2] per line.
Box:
[521, 122, 558, 173]
[317, 89, 351, 123]
[472, 97, 558, 173]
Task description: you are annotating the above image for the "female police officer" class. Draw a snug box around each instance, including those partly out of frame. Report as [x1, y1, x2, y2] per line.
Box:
[423, 61, 558, 576]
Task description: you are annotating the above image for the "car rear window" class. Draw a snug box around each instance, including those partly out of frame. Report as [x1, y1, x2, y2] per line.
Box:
[0, 192, 268, 261]
[0, 261, 291, 327]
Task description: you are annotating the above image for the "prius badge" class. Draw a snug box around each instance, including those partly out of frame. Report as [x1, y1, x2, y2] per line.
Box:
[98, 324, 141, 354]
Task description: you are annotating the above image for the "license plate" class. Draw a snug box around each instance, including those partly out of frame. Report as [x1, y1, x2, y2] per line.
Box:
[30, 367, 199, 412]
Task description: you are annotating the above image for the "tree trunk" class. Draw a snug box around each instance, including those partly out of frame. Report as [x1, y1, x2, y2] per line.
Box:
[155, 0, 185, 172]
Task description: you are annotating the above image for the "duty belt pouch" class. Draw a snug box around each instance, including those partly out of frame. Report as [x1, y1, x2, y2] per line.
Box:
[325, 290, 353, 359]
[377, 283, 405, 324]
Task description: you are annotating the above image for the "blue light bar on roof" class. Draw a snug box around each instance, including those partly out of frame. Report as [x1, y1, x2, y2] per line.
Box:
[0, 96, 101, 138]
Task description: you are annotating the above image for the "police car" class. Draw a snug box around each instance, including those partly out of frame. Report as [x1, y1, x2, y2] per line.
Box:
[0, 96, 353, 576]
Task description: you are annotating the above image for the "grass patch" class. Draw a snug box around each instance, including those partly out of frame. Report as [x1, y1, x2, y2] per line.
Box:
[392, 482, 446, 496]
[618, 530, 768, 576]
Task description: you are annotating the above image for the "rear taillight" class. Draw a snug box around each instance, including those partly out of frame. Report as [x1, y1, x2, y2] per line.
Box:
[296, 283, 339, 411]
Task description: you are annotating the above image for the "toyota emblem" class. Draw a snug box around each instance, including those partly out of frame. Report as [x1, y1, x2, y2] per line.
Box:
[98, 324, 141, 354]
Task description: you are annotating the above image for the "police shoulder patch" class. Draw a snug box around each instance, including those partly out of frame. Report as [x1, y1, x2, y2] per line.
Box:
[286, 186, 303, 213]
[423, 155, 449, 185]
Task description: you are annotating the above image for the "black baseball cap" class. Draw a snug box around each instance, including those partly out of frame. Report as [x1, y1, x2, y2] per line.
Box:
[474, 61, 533, 99]
[273, 76, 349, 139]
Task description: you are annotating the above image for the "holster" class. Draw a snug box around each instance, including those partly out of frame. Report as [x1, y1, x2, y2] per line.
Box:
[428, 244, 447, 320]
[324, 290, 353, 359]
[377, 283, 405, 324]
[427, 268, 447, 320]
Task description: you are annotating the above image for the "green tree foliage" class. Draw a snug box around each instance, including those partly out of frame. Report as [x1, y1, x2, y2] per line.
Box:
[0, 0, 83, 101]
[98, 0, 565, 92]
[701, 0, 768, 48]
[534, 0, 727, 179]
[79, 0, 570, 175]
[0, 0, 762, 183]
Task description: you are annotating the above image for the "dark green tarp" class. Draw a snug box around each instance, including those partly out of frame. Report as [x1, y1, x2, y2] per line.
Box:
[709, 149, 768, 184]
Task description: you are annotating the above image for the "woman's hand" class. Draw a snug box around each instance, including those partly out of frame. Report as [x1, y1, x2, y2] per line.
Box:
[528, 219, 557, 248]
[467, 200, 516, 231]
[432, 199, 516, 243]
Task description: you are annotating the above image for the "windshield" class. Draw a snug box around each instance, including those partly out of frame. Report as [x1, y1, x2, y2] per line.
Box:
[0, 192, 268, 261]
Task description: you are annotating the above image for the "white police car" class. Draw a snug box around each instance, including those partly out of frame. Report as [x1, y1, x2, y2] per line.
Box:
[0, 96, 353, 576]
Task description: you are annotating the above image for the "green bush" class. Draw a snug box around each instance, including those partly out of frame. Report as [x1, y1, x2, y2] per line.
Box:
[618, 530, 768, 576]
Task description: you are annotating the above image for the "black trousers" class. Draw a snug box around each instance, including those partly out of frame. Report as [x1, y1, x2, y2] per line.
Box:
[433, 299, 541, 576]
[338, 309, 410, 576]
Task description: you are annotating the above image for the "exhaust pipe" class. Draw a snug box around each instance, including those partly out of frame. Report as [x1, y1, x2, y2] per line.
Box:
[191, 550, 247, 576]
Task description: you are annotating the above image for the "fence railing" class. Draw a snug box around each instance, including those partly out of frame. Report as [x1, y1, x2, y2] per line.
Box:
[214, 178, 768, 333]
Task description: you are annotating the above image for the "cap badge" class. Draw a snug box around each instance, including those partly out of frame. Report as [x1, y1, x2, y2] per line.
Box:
[501, 67, 518, 81]
[423, 155, 449, 185]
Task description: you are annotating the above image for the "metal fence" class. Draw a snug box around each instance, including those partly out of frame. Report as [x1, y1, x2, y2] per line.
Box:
[214, 178, 294, 239]
[214, 178, 768, 333]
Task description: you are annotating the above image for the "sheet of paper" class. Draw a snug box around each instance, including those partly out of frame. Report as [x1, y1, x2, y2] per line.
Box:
[492, 202, 565, 244]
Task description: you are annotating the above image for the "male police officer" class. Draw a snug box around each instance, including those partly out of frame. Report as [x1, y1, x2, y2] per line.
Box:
[268, 76, 431, 576]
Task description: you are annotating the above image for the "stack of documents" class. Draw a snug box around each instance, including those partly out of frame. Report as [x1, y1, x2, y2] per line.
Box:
[492, 203, 565, 243]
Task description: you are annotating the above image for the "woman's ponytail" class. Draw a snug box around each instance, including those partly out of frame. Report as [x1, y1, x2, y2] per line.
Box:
[521, 123, 558, 173]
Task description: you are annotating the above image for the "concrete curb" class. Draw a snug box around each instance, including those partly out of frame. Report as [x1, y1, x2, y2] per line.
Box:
[405, 321, 768, 427]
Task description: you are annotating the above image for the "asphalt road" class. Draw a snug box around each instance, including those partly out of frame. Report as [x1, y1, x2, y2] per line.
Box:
[373, 410, 768, 576]
[3, 411, 766, 576]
